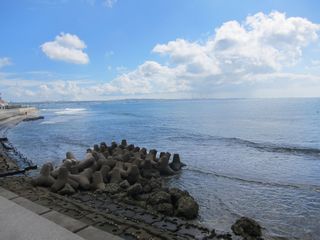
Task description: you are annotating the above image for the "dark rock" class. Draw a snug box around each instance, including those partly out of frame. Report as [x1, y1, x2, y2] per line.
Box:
[127, 183, 143, 196]
[105, 183, 121, 194]
[154, 203, 174, 216]
[148, 191, 171, 205]
[231, 217, 262, 239]
[126, 164, 141, 185]
[143, 184, 152, 193]
[149, 178, 162, 190]
[176, 196, 199, 219]
[119, 180, 130, 189]
[93, 144, 100, 152]
[133, 146, 140, 152]
[127, 144, 135, 152]
[169, 153, 186, 171]
[149, 149, 157, 160]
[121, 139, 127, 147]
[158, 153, 175, 176]
[109, 168, 123, 183]
[169, 188, 189, 205]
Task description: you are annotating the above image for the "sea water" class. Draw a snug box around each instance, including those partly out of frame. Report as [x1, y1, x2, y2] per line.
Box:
[8, 99, 320, 239]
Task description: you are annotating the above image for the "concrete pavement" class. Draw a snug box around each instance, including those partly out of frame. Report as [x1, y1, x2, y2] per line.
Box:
[0, 187, 123, 240]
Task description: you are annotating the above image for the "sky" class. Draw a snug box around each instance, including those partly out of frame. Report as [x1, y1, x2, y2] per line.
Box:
[1, 0, 320, 102]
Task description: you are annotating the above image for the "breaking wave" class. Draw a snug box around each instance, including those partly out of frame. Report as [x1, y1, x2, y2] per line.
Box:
[54, 108, 87, 115]
[168, 133, 320, 158]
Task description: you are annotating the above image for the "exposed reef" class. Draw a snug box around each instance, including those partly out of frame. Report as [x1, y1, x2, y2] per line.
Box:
[32, 140, 199, 220]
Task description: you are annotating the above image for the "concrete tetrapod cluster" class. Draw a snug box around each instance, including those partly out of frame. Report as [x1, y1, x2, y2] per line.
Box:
[31, 140, 199, 220]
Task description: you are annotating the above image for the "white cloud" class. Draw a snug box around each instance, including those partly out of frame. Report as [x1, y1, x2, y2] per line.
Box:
[103, 0, 117, 8]
[2, 11, 320, 101]
[99, 11, 319, 96]
[0, 57, 12, 68]
[41, 33, 89, 64]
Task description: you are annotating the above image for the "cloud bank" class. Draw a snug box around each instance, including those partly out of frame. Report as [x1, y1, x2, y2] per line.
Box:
[2, 11, 320, 101]
[103, 11, 319, 95]
[41, 33, 89, 64]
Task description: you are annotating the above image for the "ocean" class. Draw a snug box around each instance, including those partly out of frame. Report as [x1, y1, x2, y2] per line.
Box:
[7, 99, 320, 239]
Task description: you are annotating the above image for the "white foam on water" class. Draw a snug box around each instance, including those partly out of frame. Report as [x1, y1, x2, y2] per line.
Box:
[40, 120, 58, 125]
[54, 108, 87, 115]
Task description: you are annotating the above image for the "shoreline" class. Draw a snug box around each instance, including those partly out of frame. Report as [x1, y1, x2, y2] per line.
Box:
[0, 116, 265, 240]
[0, 115, 37, 176]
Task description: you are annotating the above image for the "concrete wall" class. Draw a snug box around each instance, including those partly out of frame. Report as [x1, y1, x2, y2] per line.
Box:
[0, 107, 38, 121]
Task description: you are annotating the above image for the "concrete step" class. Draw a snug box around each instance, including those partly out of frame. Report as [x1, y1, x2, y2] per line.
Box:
[0, 187, 124, 240]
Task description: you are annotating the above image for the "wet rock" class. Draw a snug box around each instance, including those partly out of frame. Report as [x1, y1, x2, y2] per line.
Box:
[93, 144, 100, 152]
[169, 154, 186, 171]
[149, 149, 157, 160]
[231, 217, 262, 239]
[100, 142, 109, 157]
[127, 183, 143, 196]
[158, 153, 175, 176]
[121, 139, 127, 147]
[169, 188, 189, 205]
[176, 195, 199, 219]
[133, 146, 140, 152]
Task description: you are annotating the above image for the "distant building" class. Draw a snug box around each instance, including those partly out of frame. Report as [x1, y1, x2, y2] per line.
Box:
[0, 93, 8, 109]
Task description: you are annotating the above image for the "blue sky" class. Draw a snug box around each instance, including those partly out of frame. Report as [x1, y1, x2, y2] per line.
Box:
[1, 0, 320, 101]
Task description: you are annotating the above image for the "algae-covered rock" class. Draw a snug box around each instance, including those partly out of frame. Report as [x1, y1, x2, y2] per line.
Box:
[148, 191, 171, 205]
[176, 195, 199, 219]
[105, 183, 121, 194]
[231, 217, 262, 239]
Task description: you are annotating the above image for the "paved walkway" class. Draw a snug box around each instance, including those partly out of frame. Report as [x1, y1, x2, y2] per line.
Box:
[0, 187, 123, 240]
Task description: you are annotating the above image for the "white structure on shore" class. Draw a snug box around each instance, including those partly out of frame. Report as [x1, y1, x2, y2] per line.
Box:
[0, 93, 8, 110]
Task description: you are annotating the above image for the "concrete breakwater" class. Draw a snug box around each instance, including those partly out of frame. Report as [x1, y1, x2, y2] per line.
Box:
[32, 140, 200, 220]
[0, 107, 39, 121]
[28, 140, 264, 240]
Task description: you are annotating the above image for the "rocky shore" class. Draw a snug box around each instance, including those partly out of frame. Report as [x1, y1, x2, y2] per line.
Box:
[0, 117, 265, 240]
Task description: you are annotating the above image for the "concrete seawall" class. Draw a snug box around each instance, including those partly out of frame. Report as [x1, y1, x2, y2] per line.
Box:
[0, 107, 39, 121]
